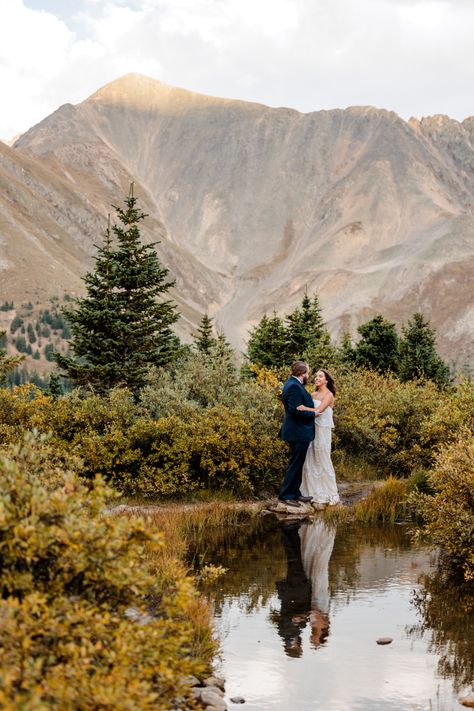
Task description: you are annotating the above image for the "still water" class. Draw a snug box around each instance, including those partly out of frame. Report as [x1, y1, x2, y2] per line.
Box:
[193, 515, 473, 711]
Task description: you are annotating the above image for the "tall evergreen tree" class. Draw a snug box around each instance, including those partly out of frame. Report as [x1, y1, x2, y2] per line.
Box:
[399, 312, 450, 386]
[246, 312, 288, 368]
[55, 186, 180, 395]
[286, 292, 326, 360]
[337, 330, 356, 366]
[355, 314, 399, 373]
[193, 314, 216, 354]
[0, 330, 23, 385]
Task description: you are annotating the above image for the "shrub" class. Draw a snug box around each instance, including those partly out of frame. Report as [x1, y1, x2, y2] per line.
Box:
[334, 368, 444, 473]
[414, 431, 474, 581]
[0, 437, 213, 709]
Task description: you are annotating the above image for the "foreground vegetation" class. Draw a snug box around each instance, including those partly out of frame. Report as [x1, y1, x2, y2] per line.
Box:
[0, 436, 215, 710]
[0, 352, 473, 579]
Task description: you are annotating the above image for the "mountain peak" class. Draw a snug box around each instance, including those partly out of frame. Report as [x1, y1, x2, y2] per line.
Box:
[84, 73, 256, 114]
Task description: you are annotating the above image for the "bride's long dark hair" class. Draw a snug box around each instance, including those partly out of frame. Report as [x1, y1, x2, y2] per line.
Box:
[316, 369, 336, 396]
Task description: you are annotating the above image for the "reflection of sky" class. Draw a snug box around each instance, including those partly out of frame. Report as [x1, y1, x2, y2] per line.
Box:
[213, 546, 458, 710]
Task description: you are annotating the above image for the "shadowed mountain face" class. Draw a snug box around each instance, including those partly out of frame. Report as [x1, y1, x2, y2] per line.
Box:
[4, 74, 474, 362]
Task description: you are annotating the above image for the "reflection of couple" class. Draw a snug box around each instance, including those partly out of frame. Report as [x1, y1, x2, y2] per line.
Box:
[273, 519, 336, 656]
[278, 361, 340, 508]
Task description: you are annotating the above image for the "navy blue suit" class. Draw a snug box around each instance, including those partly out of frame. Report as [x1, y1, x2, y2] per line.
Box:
[279, 377, 315, 501]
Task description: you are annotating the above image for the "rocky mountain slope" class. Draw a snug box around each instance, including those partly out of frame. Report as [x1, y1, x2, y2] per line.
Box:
[3, 74, 474, 363]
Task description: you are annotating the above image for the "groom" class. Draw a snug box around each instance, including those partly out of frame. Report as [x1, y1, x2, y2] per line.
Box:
[278, 361, 315, 507]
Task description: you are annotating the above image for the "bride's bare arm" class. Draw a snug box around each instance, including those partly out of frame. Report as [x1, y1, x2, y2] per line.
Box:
[297, 393, 334, 414]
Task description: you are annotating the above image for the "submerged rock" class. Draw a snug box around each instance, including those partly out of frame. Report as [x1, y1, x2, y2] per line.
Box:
[230, 696, 246, 704]
[376, 637, 393, 645]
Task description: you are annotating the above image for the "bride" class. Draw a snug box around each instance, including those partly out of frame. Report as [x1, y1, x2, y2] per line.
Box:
[297, 368, 340, 505]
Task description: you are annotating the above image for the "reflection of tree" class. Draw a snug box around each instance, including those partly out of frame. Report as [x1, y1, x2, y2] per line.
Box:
[328, 522, 412, 597]
[195, 515, 418, 617]
[193, 515, 288, 613]
[270, 522, 311, 657]
[409, 567, 474, 693]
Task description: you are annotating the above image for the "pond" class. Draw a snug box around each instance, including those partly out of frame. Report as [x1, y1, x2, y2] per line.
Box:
[191, 514, 473, 711]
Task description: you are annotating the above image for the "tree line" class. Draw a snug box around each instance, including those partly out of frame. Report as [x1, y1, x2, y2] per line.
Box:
[246, 305, 450, 386]
[1, 185, 450, 394]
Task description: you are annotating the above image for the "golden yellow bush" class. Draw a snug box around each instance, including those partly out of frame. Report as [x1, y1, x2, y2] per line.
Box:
[415, 431, 474, 581]
[0, 438, 213, 709]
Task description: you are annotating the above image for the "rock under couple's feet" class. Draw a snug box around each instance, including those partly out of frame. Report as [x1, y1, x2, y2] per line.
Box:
[278, 496, 313, 508]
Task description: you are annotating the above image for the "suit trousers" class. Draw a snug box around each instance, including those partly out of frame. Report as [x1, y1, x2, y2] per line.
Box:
[279, 440, 310, 501]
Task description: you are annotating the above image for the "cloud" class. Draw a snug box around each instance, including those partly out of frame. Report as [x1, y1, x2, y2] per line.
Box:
[1, 0, 474, 139]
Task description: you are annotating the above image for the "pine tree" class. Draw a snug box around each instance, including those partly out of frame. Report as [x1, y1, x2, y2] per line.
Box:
[399, 312, 450, 386]
[355, 314, 399, 373]
[286, 292, 326, 360]
[305, 331, 338, 372]
[338, 330, 356, 366]
[0, 330, 23, 385]
[48, 373, 64, 399]
[246, 312, 288, 368]
[55, 186, 181, 395]
[193, 314, 216, 354]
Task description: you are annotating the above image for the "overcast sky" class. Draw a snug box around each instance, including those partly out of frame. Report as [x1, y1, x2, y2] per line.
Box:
[1, 0, 473, 139]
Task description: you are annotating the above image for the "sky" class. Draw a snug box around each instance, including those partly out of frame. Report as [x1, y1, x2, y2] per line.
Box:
[1, 0, 474, 139]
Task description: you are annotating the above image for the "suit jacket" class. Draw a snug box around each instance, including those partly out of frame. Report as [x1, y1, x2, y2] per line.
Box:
[279, 377, 316, 443]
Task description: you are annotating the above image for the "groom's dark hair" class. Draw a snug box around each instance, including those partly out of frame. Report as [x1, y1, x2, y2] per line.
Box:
[291, 361, 309, 377]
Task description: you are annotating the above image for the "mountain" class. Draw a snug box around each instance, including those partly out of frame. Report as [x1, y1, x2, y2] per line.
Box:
[4, 73, 474, 363]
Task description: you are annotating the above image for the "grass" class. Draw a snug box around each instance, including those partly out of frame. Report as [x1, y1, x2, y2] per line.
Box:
[114, 502, 248, 666]
[324, 476, 412, 525]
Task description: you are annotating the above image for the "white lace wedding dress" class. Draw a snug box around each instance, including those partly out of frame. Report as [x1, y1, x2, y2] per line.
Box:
[301, 399, 340, 504]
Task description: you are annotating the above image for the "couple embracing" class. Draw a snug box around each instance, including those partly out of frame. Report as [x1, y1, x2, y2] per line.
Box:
[278, 361, 340, 508]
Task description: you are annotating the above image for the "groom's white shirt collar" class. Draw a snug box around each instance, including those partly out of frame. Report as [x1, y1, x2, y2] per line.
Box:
[291, 375, 304, 384]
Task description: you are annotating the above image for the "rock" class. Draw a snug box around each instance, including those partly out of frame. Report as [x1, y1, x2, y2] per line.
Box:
[192, 688, 203, 700]
[204, 675, 226, 691]
[200, 689, 227, 709]
[266, 500, 313, 517]
[459, 695, 474, 708]
[182, 675, 201, 687]
[230, 696, 246, 704]
[376, 637, 393, 645]
[204, 686, 225, 698]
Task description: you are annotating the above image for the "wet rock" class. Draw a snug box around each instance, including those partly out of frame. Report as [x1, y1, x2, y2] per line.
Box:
[376, 637, 393, 645]
[459, 695, 474, 708]
[230, 696, 246, 704]
[204, 675, 226, 691]
[200, 688, 227, 709]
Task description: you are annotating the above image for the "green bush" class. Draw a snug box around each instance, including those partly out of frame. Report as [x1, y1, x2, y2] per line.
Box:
[0, 437, 212, 709]
[414, 431, 474, 581]
[333, 368, 445, 473]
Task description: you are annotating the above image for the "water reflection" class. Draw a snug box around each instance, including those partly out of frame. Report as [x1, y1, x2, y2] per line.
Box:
[409, 567, 474, 692]
[192, 515, 472, 710]
[270, 520, 337, 657]
[271, 522, 312, 657]
[300, 520, 335, 650]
